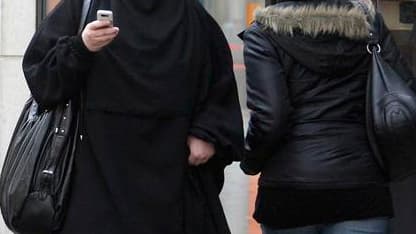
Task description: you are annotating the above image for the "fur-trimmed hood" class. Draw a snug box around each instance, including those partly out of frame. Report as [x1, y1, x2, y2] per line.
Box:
[255, 0, 375, 39]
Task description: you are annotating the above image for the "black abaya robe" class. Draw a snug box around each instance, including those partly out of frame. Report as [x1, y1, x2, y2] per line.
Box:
[22, 0, 244, 233]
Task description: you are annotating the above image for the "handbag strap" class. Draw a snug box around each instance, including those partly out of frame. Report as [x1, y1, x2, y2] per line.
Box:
[349, 0, 381, 54]
[77, 0, 93, 141]
[367, 20, 382, 54]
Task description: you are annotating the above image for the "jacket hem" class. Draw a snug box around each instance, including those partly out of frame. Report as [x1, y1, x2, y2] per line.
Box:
[258, 179, 387, 189]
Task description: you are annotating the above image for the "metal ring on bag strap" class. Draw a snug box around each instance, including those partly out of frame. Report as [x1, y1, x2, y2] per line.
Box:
[367, 44, 381, 54]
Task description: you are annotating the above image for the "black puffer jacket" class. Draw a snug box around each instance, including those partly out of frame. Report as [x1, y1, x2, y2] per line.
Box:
[240, 0, 414, 189]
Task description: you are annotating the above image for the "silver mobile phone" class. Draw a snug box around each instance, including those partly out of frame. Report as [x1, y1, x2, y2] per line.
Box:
[97, 10, 113, 26]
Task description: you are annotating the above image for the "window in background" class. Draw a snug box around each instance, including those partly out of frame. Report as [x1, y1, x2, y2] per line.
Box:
[378, 1, 416, 76]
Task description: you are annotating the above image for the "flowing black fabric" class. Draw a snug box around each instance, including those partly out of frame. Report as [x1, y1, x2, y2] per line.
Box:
[85, 0, 205, 116]
[22, 0, 243, 233]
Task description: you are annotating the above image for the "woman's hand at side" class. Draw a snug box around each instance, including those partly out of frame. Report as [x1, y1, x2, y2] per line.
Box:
[82, 20, 119, 52]
[188, 136, 215, 166]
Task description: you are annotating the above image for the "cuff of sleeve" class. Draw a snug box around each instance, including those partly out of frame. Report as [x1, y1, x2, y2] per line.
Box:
[240, 157, 262, 175]
[189, 127, 217, 145]
[70, 35, 95, 59]
[239, 146, 267, 175]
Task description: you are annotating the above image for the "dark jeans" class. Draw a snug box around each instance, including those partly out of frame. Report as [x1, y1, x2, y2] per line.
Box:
[261, 217, 390, 234]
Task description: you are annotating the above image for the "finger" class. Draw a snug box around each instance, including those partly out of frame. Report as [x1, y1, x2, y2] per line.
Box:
[87, 29, 118, 40]
[87, 20, 112, 30]
[199, 156, 211, 165]
[92, 30, 119, 41]
[193, 155, 210, 166]
[94, 34, 118, 43]
[91, 27, 119, 38]
[200, 157, 210, 165]
[188, 155, 198, 166]
[189, 154, 206, 166]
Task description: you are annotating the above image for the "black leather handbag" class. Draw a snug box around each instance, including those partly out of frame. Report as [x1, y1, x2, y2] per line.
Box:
[366, 26, 416, 181]
[0, 0, 91, 232]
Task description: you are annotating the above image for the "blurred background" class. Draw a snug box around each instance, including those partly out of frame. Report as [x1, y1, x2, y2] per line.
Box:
[0, 0, 415, 233]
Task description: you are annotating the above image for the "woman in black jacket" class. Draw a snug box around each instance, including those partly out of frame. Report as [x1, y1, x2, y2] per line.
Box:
[22, 0, 243, 233]
[240, 0, 414, 233]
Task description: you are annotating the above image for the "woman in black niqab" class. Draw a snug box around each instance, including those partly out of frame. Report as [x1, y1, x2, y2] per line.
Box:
[22, 0, 244, 233]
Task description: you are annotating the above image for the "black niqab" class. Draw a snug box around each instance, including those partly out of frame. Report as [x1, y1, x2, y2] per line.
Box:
[110, 0, 188, 58]
[22, 0, 243, 232]
[86, 0, 206, 116]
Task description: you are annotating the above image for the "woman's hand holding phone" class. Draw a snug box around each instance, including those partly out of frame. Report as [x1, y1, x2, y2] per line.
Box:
[82, 12, 119, 52]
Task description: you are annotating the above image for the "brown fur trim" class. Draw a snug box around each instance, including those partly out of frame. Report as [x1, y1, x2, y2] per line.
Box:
[255, 0, 376, 39]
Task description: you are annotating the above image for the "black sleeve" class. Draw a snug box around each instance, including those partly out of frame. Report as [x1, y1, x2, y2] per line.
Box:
[376, 13, 416, 90]
[22, 0, 94, 109]
[240, 24, 292, 175]
[189, 9, 244, 163]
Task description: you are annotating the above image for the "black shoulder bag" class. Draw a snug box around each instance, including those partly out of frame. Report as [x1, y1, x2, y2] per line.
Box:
[366, 21, 416, 181]
[0, 0, 92, 232]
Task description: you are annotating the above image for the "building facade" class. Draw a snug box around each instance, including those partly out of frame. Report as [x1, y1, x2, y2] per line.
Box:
[0, 1, 36, 233]
[0, 0, 415, 234]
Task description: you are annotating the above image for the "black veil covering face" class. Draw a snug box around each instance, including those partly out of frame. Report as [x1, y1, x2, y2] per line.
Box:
[84, 0, 207, 116]
[109, 0, 192, 68]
